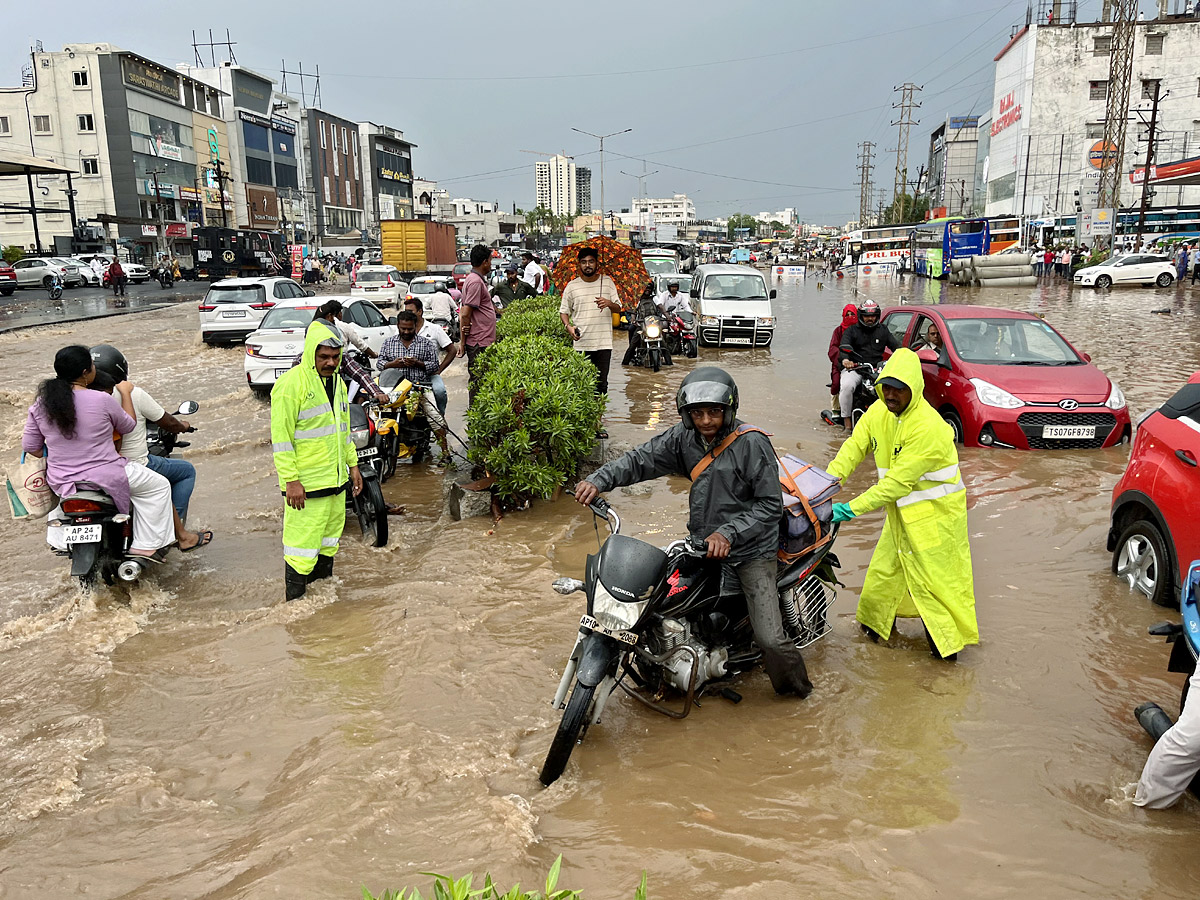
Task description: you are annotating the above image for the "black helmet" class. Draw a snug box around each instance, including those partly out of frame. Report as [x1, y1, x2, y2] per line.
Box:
[90, 344, 128, 381]
[857, 299, 881, 324]
[676, 366, 739, 431]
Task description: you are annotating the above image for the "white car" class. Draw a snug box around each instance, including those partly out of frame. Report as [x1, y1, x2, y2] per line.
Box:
[1074, 253, 1175, 289]
[11, 256, 84, 288]
[124, 261, 151, 283]
[351, 265, 408, 307]
[690, 263, 777, 347]
[67, 257, 103, 286]
[244, 295, 396, 391]
[199, 276, 312, 344]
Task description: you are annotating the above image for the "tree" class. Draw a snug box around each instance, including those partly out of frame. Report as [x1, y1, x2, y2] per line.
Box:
[726, 213, 758, 239]
[883, 193, 931, 225]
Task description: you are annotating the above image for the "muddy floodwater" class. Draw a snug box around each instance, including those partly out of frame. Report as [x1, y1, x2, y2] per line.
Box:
[1, 273, 1198, 899]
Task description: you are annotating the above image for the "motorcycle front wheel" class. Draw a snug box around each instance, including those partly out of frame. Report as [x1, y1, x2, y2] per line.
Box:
[649, 348, 661, 372]
[539, 679, 596, 786]
[356, 478, 388, 547]
[685, 338, 698, 358]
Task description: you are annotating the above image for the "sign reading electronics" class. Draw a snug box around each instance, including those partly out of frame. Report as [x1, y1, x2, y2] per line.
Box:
[990, 92, 1021, 137]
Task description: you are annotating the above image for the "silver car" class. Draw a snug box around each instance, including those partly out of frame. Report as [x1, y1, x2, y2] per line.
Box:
[11, 256, 83, 288]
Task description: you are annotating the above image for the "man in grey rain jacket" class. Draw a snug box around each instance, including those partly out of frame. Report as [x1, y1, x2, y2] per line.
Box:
[574, 367, 812, 697]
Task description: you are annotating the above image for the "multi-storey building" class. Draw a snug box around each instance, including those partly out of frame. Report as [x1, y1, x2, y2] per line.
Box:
[359, 121, 414, 237]
[535, 154, 577, 216]
[924, 116, 980, 216]
[575, 166, 592, 214]
[630, 194, 696, 227]
[302, 107, 365, 245]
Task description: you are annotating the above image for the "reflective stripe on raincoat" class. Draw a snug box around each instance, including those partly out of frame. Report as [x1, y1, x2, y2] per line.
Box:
[270, 319, 355, 493]
[827, 347, 979, 656]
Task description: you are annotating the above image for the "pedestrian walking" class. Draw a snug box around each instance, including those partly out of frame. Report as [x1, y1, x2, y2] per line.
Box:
[1177, 244, 1189, 282]
[107, 258, 127, 297]
[458, 244, 497, 405]
[521, 251, 545, 293]
[559, 244, 620, 437]
[1191, 244, 1199, 284]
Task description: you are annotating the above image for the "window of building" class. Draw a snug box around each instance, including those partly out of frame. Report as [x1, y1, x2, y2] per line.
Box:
[341, 126, 348, 153]
[324, 175, 330, 203]
[1193, 121, 1200, 146]
[33, 115, 51, 134]
[242, 120, 270, 153]
[1089, 80, 1109, 101]
[320, 121, 326, 149]
[1145, 33, 1164, 55]
[81, 158, 99, 175]
[77, 114, 94, 132]
[1086, 121, 1107, 139]
[208, 90, 221, 118]
[274, 162, 298, 189]
[332, 150, 339, 176]
[245, 156, 273, 186]
[0, 116, 11, 135]
[183, 82, 194, 110]
[72, 70, 88, 87]
[1093, 35, 1111, 56]
[345, 181, 351, 205]
[353, 150, 359, 180]
[1142, 79, 1161, 100]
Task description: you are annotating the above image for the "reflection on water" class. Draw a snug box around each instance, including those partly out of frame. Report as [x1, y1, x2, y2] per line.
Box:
[0, 275, 1199, 897]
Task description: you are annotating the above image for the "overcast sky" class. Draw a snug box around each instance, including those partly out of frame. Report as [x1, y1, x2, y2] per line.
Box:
[3, 0, 1137, 224]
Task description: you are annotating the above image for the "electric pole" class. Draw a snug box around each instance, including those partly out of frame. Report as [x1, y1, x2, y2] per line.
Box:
[856, 141, 875, 227]
[891, 82, 922, 225]
[621, 166, 658, 231]
[1135, 79, 1164, 249]
[150, 167, 166, 256]
[1097, 0, 1137, 251]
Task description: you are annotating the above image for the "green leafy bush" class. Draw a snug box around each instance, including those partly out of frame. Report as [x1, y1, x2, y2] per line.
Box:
[496, 296, 570, 346]
[2, 245, 24, 265]
[468, 333, 604, 503]
[361, 856, 648, 900]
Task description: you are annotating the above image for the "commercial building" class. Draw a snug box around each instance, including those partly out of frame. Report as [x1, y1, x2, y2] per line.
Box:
[413, 178, 449, 220]
[535, 154, 577, 216]
[630, 194, 696, 227]
[575, 166, 592, 214]
[924, 116, 980, 216]
[358, 121, 414, 237]
[302, 107, 365, 246]
[753, 207, 797, 226]
[0, 43, 230, 261]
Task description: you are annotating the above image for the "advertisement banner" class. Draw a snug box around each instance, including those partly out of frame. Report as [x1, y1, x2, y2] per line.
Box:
[245, 185, 279, 229]
[290, 245, 303, 276]
[165, 223, 188, 237]
[141, 225, 158, 237]
[122, 57, 181, 102]
[148, 137, 182, 161]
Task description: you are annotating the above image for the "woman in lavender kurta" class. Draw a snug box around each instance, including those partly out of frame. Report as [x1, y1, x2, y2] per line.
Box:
[22, 345, 174, 556]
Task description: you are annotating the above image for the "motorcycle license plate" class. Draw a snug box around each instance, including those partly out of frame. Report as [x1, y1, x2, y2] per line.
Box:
[579, 614, 638, 646]
[222, 310, 247, 317]
[357, 446, 379, 459]
[1042, 425, 1095, 439]
[724, 337, 752, 345]
[62, 524, 102, 544]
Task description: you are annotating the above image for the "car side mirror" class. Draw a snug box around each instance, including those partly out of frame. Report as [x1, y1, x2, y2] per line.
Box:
[689, 288, 699, 299]
[916, 348, 938, 364]
[388, 315, 397, 326]
[1081, 351, 1091, 362]
[176, 400, 199, 415]
[304, 289, 315, 297]
[769, 289, 777, 300]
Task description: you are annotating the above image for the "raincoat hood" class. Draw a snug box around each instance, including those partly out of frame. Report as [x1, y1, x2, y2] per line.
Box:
[841, 304, 858, 327]
[301, 318, 344, 374]
[875, 348, 926, 417]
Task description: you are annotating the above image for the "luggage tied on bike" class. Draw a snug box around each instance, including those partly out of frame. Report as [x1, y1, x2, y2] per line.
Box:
[689, 424, 841, 563]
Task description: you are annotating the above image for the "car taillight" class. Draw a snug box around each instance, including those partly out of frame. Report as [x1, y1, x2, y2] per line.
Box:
[386, 276, 394, 287]
[246, 343, 263, 357]
[250, 302, 275, 310]
[198, 304, 216, 312]
[62, 498, 104, 514]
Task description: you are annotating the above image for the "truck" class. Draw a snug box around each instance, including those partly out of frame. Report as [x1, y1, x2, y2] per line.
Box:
[192, 226, 286, 280]
[380, 220, 457, 278]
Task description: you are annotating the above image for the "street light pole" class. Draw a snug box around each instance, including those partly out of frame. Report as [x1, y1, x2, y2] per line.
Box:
[571, 126, 630, 237]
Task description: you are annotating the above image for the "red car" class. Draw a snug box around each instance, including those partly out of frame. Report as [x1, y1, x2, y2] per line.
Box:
[451, 262, 472, 291]
[881, 304, 1132, 450]
[0, 261, 15, 296]
[1109, 372, 1200, 608]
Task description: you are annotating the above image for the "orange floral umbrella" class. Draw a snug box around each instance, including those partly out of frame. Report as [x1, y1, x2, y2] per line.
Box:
[551, 236, 650, 310]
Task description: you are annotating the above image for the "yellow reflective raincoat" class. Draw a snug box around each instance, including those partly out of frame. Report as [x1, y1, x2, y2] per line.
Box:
[827, 348, 979, 656]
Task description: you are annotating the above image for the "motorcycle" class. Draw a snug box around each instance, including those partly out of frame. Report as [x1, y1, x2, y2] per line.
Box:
[628, 314, 669, 372]
[665, 306, 699, 359]
[47, 401, 199, 588]
[157, 265, 175, 288]
[820, 361, 884, 429]
[431, 309, 461, 343]
[46, 271, 63, 302]
[539, 497, 840, 786]
[376, 369, 433, 479]
[1134, 559, 1200, 800]
[346, 400, 388, 547]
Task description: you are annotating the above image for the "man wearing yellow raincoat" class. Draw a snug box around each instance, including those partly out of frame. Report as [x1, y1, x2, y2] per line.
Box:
[826, 348, 978, 659]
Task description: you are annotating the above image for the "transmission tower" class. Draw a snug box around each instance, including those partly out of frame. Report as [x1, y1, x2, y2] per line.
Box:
[1096, 0, 1137, 239]
[857, 141, 875, 227]
[191, 29, 237, 67]
[891, 83, 922, 224]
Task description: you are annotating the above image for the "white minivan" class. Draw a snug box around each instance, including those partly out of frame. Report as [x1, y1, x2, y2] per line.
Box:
[689, 264, 776, 347]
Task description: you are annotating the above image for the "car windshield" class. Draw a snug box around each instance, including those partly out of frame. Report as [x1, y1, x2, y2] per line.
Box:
[357, 270, 391, 283]
[51, 258, 75, 266]
[945, 317, 1082, 365]
[643, 258, 676, 276]
[701, 274, 768, 301]
[409, 282, 436, 294]
[259, 307, 317, 329]
[204, 285, 265, 304]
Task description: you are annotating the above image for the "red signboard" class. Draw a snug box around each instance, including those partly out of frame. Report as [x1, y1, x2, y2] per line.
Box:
[165, 223, 187, 237]
[990, 92, 1022, 137]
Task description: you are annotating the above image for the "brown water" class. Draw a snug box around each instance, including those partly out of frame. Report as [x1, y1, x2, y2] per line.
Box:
[1, 274, 1199, 899]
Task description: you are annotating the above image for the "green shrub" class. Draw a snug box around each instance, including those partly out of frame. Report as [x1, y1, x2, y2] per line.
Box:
[2, 245, 24, 265]
[467, 333, 604, 503]
[361, 856, 648, 900]
[496, 296, 570, 346]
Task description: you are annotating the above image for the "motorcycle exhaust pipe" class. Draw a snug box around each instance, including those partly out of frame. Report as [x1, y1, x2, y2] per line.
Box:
[116, 559, 144, 583]
[1135, 701, 1175, 742]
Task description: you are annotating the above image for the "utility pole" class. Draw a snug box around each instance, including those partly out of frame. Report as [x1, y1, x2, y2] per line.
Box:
[1135, 79, 1164, 249]
[891, 82, 922, 225]
[571, 126, 631, 238]
[212, 155, 230, 229]
[1097, 0, 1137, 252]
[621, 166, 659, 232]
[149, 167, 167, 257]
[856, 141, 875, 227]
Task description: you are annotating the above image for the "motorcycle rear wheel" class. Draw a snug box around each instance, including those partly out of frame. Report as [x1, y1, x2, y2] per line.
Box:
[356, 479, 388, 547]
[539, 680, 595, 786]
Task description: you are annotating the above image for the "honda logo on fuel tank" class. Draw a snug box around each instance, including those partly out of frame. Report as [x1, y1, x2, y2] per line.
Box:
[1058, 399, 1079, 410]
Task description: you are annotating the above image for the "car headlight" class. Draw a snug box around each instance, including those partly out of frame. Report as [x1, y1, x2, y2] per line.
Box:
[592, 582, 649, 632]
[970, 378, 1024, 409]
[1105, 379, 1126, 410]
[700, 315, 719, 326]
[757, 316, 776, 327]
[644, 323, 661, 339]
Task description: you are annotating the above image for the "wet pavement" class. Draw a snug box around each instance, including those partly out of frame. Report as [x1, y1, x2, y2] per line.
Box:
[0, 272, 1199, 898]
[0, 281, 207, 332]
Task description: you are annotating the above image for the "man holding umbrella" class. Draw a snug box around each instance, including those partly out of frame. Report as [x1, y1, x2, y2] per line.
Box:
[559, 245, 621, 433]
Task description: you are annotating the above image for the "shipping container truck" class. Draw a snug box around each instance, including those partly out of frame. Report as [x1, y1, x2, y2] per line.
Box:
[380, 220, 457, 278]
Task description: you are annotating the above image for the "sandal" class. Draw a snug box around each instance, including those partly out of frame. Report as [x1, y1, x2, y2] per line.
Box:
[597, 429, 609, 439]
[126, 547, 169, 565]
[386, 503, 407, 516]
[180, 530, 214, 553]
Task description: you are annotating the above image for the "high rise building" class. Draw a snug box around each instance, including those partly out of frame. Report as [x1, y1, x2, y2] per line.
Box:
[534, 154, 577, 217]
[575, 166, 592, 214]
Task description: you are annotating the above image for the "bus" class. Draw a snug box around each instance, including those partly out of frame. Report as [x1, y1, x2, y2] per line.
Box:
[192, 226, 287, 280]
[838, 224, 914, 275]
[987, 216, 1021, 254]
[910, 217, 989, 278]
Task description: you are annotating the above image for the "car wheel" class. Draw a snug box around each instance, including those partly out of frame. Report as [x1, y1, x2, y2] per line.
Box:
[0, 288, 13, 296]
[1156, 272, 1174, 287]
[1112, 520, 1173, 608]
[1094, 274, 1112, 289]
[943, 409, 965, 444]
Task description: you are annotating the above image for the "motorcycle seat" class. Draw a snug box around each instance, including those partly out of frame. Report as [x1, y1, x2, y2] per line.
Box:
[68, 487, 117, 508]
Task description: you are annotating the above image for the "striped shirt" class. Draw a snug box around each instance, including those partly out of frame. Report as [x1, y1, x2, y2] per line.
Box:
[377, 334, 438, 386]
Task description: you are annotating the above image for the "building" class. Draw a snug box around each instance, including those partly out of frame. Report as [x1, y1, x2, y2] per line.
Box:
[0, 43, 230, 262]
[413, 178, 449, 220]
[358, 121, 414, 237]
[753, 208, 797, 226]
[301, 107, 365, 246]
[924, 116, 980, 216]
[630, 194, 696, 227]
[443, 208, 523, 248]
[535, 154, 577, 216]
[575, 166, 592, 214]
[982, 7, 1200, 228]
[450, 198, 497, 217]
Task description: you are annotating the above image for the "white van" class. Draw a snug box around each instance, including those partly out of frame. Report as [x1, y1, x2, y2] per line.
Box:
[689, 264, 776, 347]
[642, 247, 681, 277]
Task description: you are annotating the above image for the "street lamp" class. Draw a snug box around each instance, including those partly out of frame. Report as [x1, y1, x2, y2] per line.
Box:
[571, 127, 630, 237]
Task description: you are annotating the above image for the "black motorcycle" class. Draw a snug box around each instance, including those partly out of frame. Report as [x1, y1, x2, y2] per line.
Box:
[377, 369, 433, 478]
[821, 361, 883, 429]
[48, 400, 198, 587]
[431, 310, 461, 343]
[157, 265, 175, 288]
[539, 498, 840, 786]
[346, 401, 388, 547]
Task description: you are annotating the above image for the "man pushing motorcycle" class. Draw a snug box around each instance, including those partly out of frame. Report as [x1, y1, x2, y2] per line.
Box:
[574, 367, 812, 697]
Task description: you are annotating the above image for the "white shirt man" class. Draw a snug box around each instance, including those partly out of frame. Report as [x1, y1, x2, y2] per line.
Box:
[90, 258, 105, 280]
[655, 285, 689, 315]
[522, 257, 544, 292]
[426, 289, 456, 323]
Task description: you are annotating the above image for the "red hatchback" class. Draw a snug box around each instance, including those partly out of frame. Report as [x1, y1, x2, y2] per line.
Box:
[0, 261, 15, 296]
[881, 304, 1132, 450]
[451, 262, 472, 291]
[1109, 372, 1200, 607]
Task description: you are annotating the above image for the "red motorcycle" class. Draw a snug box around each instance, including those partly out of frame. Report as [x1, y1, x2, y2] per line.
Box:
[665, 306, 699, 358]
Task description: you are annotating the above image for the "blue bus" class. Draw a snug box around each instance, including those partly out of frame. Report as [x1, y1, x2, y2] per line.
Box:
[910, 217, 990, 278]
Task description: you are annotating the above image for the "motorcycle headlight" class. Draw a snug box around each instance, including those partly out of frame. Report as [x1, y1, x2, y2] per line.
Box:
[1105, 379, 1126, 410]
[645, 323, 661, 339]
[350, 429, 370, 449]
[592, 582, 649, 632]
[757, 316, 776, 327]
[969, 378, 1025, 409]
[700, 315, 719, 326]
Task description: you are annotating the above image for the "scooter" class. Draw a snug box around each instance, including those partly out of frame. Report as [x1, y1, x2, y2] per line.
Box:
[346, 401, 388, 548]
[46, 401, 199, 588]
[157, 265, 175, 288]
[46, 271, 63, 302]
[539, 498, 840, 786]
[820, 361, 883, 429]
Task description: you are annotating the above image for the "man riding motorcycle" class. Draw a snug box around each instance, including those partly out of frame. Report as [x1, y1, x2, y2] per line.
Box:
[621, 282, 673, 367]
[574, 367, 813, 697]
[655, 280, 689, 316]
[837, 299, 899, 432]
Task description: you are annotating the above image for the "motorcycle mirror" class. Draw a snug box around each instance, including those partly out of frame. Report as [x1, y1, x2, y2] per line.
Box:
[177, 400, 199, 415]
[552, 577, 584, 595]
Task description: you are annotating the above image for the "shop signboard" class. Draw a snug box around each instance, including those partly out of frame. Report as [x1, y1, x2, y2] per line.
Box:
[165, 223, 188, 237]
[231, 71, 272, 114]
[148, 137, 183, 161]
[141, 225, 158, 237]
[122, 57, 181, 102]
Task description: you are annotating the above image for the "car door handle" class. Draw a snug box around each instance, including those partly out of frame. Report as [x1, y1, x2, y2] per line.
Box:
[1176, 449, 1198, 467]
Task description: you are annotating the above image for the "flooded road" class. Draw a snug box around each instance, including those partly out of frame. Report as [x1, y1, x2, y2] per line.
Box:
[1, 272, 1199, 898]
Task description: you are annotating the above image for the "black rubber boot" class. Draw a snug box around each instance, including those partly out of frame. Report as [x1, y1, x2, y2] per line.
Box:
[309, 555, 334, 582]
[924, 626, 958, 661]
[285, 563, 308, 601]
[860, 623, 880, 643]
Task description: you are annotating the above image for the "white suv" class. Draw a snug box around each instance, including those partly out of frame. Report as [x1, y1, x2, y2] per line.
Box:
[351, 265, 407, 307]
[199, 277, 312, 344]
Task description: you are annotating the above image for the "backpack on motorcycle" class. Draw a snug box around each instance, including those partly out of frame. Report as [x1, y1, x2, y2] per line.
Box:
[689, 426, 841, 564]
